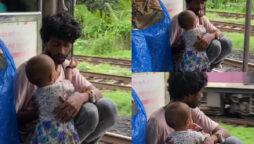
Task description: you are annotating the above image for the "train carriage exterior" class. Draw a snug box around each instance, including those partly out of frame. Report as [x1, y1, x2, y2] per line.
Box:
[203, 72, 254, 116]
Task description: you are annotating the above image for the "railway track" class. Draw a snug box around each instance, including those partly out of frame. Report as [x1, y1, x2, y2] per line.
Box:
[200, 105, 254, 127]
[207, 11, 254, 19]
[210, 116, 254, 127]
[81, 71, 131, 91]
[223, 58, 254, 70]
[210, 20, 254, 36]
[74, 55, 131, 69]
[213, 58, 254, 72]
[101, 132, 131, 144]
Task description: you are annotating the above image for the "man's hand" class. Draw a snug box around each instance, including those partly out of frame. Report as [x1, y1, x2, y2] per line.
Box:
[17, 99, 39, 123]
[194, 34, 214, 51]
[17, 108, 39, 123]
[172, 36, 185, 56]
[203, 135, 217, 144]
[54, 93, 89, 122]
[165, 137, 174, 144]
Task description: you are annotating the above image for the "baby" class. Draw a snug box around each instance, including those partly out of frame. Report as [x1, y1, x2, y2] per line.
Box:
[164, 102, 209, 144]
[178, 10, 211, 72]
[25, 54, 80, 144]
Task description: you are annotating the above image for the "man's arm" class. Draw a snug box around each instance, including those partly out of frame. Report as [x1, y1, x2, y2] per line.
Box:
[146, 118, 160, 144]
[15, 63, 38, 125]
[170, 15, 183, 46]
[203, 125, 230, 144]
[195, 16, 223, 51]
[71, 68, 102, 100]
[192, 108, 230, 144]
[54, 68, 102, 122]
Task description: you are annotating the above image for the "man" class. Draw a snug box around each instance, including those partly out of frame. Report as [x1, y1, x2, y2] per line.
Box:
[146, 73, 242, 144]
[15, 13, 118, 144]
[171, 0, 232, 71]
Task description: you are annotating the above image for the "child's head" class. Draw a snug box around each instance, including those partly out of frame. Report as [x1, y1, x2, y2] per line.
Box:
[165, 102, 193, 131]
[25, 54, 57, 87]
[178, 10, 197, 30]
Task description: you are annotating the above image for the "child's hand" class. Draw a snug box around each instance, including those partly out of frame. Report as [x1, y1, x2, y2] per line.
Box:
[67, 58, 77, 69]
[191, 123, 203, 131]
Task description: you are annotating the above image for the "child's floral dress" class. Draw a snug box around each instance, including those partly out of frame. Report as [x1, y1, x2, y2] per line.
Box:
[31, 80, 80, 144]
[180, 26, 210, 72]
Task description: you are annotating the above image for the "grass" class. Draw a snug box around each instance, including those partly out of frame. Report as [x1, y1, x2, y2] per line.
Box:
[218, 122, 254, 144]
[74, 4, 131, 60]
[77, 61, 131, 76]
[74, 39, 131, 59]
[206, 8, 246, 14]
[102, 90, 131, 116]
[222, 32, 254, 52]
[205, 11, 254, 53]
[206, 13, 254, 26]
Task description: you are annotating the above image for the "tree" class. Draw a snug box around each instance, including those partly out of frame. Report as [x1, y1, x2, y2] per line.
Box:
[78, 0, 119, 17]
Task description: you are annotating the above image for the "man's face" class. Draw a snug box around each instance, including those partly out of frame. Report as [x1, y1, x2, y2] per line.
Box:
[44, 36, 72, 65]
[188, 0, 206, 17]
[186, 88, 204, 108]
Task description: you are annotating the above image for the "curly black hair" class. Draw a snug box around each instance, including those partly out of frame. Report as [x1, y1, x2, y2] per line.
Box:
[168, 72, 208, 101]
[40, 12, 81, 44]
[186, 0, 207, 4]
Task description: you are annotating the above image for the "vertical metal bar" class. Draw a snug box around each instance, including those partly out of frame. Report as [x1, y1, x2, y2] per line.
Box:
[243, 0, 252, 72]
[39, 0, 43, 12]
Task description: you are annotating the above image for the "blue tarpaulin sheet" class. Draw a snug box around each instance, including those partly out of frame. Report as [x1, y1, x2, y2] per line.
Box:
[132, 0, 173, 72]
[132, 89, 147, 144]
[0, 39, 20, 144]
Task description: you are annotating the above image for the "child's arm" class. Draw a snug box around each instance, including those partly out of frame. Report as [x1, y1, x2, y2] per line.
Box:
[191, 123, 203, 132]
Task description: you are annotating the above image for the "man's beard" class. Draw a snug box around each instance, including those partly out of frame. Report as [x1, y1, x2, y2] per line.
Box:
[190, 8, 204, 17]
[45, 51, 68, 64]
[188, 101, 200, 108]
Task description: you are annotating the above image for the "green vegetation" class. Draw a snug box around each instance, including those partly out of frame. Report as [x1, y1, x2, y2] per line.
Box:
[205, 0, 254, 53]
[223, 32, 254, 52]
[102, 90, 131, 116]
[74, 39, 131, 59]
[77, 61, 131, 76]
[206, 13, 254, 26]
[218, 122, 254, 144]
[79, 0, 119, 17]
[206, 0, 254, 14]
[74, 0, 131, 59]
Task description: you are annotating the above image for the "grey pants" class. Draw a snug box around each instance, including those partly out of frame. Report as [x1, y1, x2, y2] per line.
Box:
[75, 98, 118, 144]
[223, 136, 243, 144]
[206, 37, 233, 68]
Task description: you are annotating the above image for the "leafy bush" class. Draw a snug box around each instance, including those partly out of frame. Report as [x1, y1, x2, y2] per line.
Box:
[78, 0, 119, 17]
[206, 0, 254, 13]
[74, 1, 131, 55]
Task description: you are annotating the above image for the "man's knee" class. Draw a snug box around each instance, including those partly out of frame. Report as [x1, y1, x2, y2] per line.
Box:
[75, 103, 99, 132]
[207, 40, 221, 57]
[96, 98, 118, 126]
[225, 136, 243, 144]
[220, 37, 233, 54]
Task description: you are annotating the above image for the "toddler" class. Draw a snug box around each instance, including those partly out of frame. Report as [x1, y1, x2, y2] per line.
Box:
[178, 10, 211, 72]
[25, 54, 80, 144]
[164, 102, 209, 144]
